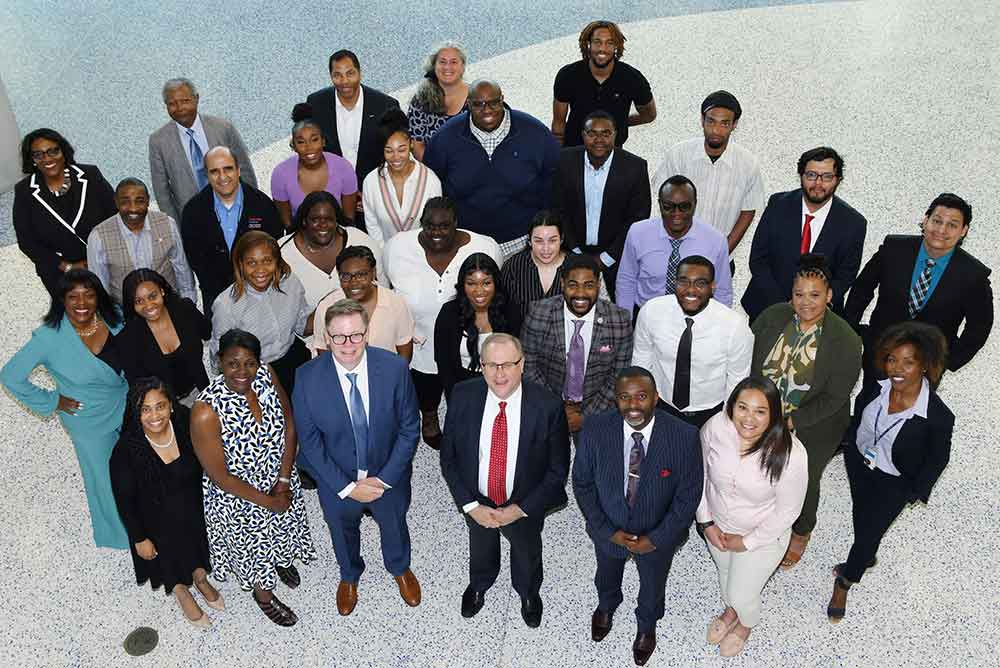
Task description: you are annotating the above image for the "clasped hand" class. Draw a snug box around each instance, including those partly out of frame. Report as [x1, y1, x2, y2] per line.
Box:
[265, 479, 292, 513]
[704, 525, 747, 552]
[348, 477, 386, 503]
[610, 530, 656, 554]
[469, 504, 524, 529]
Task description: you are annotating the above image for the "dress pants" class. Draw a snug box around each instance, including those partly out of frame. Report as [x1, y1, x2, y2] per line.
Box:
[706, 528, 789, 628]
[269, 337, 310, 397]
[410, 369, 443, 412]
[466, 512, 545, 599]
[318, 483, 412, 583]
[792, 429, 845, 536]
[594, 546, 674, 634]
[842, 444, 911, 583]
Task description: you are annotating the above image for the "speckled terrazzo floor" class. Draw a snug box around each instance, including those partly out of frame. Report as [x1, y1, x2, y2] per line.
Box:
[2, 1, 999, 667]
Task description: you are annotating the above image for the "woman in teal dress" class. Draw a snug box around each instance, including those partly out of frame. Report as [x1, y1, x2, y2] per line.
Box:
[1, 269, 129, 548]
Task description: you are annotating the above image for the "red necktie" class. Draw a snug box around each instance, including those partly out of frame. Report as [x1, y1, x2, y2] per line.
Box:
[487, 401, 508, 505]
[800, 214, 815, 254]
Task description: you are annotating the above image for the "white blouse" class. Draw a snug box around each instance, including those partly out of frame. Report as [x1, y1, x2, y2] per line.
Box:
[361, 160, 442, 244]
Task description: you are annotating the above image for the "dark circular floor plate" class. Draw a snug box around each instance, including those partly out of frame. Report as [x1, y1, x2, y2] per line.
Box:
[123, 627, 158, 656]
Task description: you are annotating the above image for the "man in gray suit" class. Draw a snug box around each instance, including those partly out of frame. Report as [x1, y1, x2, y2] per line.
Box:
[148, 77, 258, 222]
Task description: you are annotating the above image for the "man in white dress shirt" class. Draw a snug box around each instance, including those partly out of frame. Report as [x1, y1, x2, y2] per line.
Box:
[632, 255, 753, 428]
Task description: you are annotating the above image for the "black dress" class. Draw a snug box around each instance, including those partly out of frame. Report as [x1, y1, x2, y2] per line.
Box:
[109, 406, 212, 594]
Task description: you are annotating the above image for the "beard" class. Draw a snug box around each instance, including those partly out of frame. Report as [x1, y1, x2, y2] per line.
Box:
[804, 185, 837, 205]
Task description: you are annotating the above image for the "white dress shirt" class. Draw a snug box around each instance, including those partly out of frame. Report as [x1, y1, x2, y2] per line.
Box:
[174, 115, 209, 179]
[563, 303, 596, 371]
[632, 296, 753, 411]
[463, 384, 523, 513]
[622, 417, 655, 497]
[800, 195, 833, 251]
[335, 86, 364, 169]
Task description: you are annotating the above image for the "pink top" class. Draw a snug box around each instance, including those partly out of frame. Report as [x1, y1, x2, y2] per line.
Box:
[312, 285, 415, 356]
[270, 151, 359, 216]
[695, 411, 808, 551]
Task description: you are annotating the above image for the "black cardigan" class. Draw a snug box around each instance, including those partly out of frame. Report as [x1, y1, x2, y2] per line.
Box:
[434, 298, 523, 400]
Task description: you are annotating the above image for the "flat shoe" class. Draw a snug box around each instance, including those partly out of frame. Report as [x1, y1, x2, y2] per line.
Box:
[706, 615, 738, 645]
[203, 592, 225, 612]
[185, 612, 211, 629]
[719, 628, 749, 657]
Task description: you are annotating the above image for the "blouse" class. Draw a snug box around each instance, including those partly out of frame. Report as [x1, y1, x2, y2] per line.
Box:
[278, 227, 386, 309]
[210, 274, 311, 364]
[500, 247, 565, 321]
[270, 152, 358, 216]
[312, 285, 415, 355]
[760, 314, 823, 415]
[855, 378, 931, 476]
[361, 160, 443, 244]
[407, 98, 463, 144]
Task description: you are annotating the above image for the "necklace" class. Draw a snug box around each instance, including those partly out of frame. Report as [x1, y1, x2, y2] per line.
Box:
[144, 422, 176, 449]
[49, 168, 72, 197]
[73, 319, 100, 337]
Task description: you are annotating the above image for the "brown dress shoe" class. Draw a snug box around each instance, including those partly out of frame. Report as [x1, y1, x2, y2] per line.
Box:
[336, 581, 358, 616]
[394, 569, 421, 607]
[591, 608, 613, 642]
[632, 631, 656, 666]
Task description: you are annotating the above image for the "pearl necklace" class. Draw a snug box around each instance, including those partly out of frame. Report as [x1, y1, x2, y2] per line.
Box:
[144, 422, 176, 450]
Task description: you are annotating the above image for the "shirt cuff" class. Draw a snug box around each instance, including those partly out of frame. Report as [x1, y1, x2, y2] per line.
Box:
[599, 252, 615, 267]
[338, 482, 356, 499]
[373, 477, 392, 490]
[462, 501, 480, 513]
[571, 247, 583, 254]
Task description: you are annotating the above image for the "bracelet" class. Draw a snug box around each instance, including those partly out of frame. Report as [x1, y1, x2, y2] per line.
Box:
[277, 476, 291, 484]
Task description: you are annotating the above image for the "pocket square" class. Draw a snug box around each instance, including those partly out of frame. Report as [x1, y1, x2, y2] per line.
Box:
[660, 469, 671, 478]
[599, 344, 612, 353]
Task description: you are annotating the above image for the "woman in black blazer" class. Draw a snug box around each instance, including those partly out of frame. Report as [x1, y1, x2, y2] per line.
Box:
[827, 321, 953, 622]
[434, 253, 522, 401]
[117, 269, 212, 405]
[12, 128, 117, 297]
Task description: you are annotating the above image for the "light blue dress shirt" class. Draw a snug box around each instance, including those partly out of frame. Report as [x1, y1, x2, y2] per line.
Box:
[175, 115, 209, 179]
[213, 184, 245, 251]
[909, 243, 954, 305]
[582, 151, 615, 267]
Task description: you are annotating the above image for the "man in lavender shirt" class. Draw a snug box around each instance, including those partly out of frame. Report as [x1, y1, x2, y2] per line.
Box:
[615, 175, 733, 315]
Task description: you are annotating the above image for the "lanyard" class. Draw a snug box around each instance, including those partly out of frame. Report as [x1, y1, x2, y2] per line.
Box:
[863, 405, 905, 469]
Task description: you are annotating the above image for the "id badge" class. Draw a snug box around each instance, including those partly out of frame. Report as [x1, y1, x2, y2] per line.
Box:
[862, 445, 878, 470]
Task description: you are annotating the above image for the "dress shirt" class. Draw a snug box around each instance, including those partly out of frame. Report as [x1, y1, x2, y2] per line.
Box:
[855, 378, 930, 476]
[210, 274, 311, 363]
[909, 243, 955, 303]
[616, 217, 734, 310]
[632, 296, 752, 411]
[87, 215, 197, 302]
[278, 227, 385, 310]
[383, 229, 502, 374]
[695, 411, 808, 551]
[361, 160, 443, 244]
[651, 137, 765, 238]
[563, 303, 596, 370]
[334, 87, 364, 169]
[621, 417, 655, 497]
[463, 384, 524, 513]
[175, 115, 209, 179]
[584, 151, 615, 254]
[331, 350, 391, 498]
[800, 196, 833, 252]
[212, 185, 244, 251]
[469, 111, 511, 159]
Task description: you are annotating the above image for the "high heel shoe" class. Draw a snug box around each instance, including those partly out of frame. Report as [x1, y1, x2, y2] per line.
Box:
[827, 576, 851, 623]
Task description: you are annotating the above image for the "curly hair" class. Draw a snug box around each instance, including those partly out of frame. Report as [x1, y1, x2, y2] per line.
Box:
[229, 231, 291, 301]
[875, 322, 949, 390]
[454, 253, 512, 371]
[578, 20, 626, 61]
[793, 253, 832, 287]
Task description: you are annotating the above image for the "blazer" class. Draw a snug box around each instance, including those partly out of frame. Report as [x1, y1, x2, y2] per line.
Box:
[844, 235, 993, 371]
[845, 383, 954, 503]
[12, 163, 117, 296]
[179, 181, 284, 313]
[432, 298, 523, 401]
[522, 296, 633, 417]
[292, 346, 420, 495]
[551, 146, 651, 263]
[148, 114, 258, 223]
[305, 85, 400, 187]
[439, 378, 570, 518]
[742, 189, 867, 323]
[751, 303, 862, 449]
[572, 408, 703, 559]
[116, 297, 212, 394]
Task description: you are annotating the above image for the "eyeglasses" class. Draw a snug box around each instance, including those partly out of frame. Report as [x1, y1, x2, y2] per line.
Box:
[583, 129, 614, 139]
[482, 358, 522, 372]
[675, 278, 711, 290]
[339, 270, 371, 282]
[31, 146, 62, 161]
[329, 331, 366, 345]
[803, 171, 837, 183]
[469, 98, 503, 111]
[660, 201, 694, 213]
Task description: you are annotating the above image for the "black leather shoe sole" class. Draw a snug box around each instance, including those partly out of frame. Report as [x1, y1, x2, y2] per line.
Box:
[461, 588, 486, 618]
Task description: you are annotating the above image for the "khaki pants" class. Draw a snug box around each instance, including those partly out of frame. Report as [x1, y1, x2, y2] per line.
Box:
[706, 528, 790, 628]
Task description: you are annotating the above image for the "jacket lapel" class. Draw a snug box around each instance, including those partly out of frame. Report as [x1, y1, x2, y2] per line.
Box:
[30, 165, 89, 237]
[168, 123, 199, 196]
[921, 246, 963, 313]
[550, 301, 568, 389]
[581, 301, 607, 398]
[511, 384, 534, 497]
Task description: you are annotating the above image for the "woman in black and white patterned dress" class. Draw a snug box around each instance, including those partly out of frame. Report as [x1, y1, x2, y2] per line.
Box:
[191, 329, 316, 626]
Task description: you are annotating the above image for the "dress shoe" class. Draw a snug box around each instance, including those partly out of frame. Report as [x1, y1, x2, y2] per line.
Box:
[336, 581, 358, 616]
[461, 586, 486, 618]
[395, 569, 421, 607]
[632, 631, 656, 666]
[521, 595, 543, 628]
[591, 608, 613, 641]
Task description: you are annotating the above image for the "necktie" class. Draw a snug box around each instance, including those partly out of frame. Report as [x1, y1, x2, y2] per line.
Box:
[801, 214, 815, 254]
[187, 128, 208, 189]
[346, 372, 369, 471]
[907, 257, 937, 318]
[487, 401, 509, 505]
[626, 432, 644, 507]
[563, 319, 586, 402]
[673, 317, 694, 410]
[664, 238, 684, 294]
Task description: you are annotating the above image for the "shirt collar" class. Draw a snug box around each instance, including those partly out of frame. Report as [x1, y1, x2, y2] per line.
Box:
[563, 302, 597, 326]
[623, 415, 656, 448]
[116, 214, 147, 236]
[469, 108, 511, 141]
[332, 348, 369, 379]
[801, 194, 834, 220]
[174, 114, 204, 135]
[917, 240, 956, 269]
[212, 182, 244, 211]
[875, 377, 931, 419]
[656, 217, 704, 242]
[486, 382, 522, 408]
[584, 150, 614, 174]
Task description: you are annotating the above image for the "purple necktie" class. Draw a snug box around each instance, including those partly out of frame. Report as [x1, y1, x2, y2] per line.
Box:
[564, 319, 586, 402]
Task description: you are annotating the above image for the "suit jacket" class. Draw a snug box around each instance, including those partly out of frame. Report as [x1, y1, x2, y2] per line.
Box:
[439, 378, 570, 518]
[751, 303, 861, 449]
[844, 234, 993, 371]
[179, 181, 284, 313]
[552, 146, 651, 263]
[148, 114, 258, 223]
[522, 296, 633, 417]
[845, 383, 954, 503]
[292, 346, 419, 496]
[305, 85, 400, 188]
[742, 189, 867, 323]
[572, 409, 703, 559]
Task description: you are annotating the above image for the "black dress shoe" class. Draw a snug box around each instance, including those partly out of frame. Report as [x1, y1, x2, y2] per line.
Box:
[632, 631, 656, 666]
[591, 608, 613, 641]
[521, 595, 543, 628]
[461, 586, 486, 618]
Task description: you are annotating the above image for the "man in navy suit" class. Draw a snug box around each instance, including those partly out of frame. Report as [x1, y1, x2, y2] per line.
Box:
[292, 298, 421, 616]
[741, 146, 867, 323]
[439, 333, 570, 628]
[573, 366, 703, 666]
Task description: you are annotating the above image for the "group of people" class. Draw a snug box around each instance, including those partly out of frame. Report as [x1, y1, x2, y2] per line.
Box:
[4, 19, 993, 666]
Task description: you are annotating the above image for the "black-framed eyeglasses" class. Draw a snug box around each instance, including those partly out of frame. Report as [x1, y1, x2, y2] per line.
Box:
[675, 278, 711, 290]
[482, 358, 522, 372]
[339, 270, 371, 283]
[660, 201, 694, 213]
[31, 146, 62, 161]
[329, 331, 366, 345]
[469, 98, 503, 111]
[803, 171, 837, 183]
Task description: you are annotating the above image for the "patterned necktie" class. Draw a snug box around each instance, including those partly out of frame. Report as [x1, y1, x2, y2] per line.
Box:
[563, 319, 586, 402]
[487, 401, 508, 505]
[673, 317, 694, 409]
[346, 373, 369, 471]
[801, 214, 815, 254]
[186, 128, 208, 189]
[907, 257, 937, 318]
[626, 432, 644, 507]
[664, 238, 684, 294]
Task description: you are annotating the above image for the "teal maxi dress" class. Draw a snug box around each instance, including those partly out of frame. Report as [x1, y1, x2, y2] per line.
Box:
[1, 314, 130, 549]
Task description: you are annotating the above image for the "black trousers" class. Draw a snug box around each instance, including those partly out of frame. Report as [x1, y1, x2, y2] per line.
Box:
[657, 399, 723, 430]
[410, 369, 443, 413]
[465, 511, 545, 600]
[269, 337, 310, 397]
[578, 245, 619, 302]
[594, 546, 674, 634]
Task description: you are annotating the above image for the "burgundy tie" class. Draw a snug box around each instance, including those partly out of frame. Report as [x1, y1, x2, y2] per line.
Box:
[487, 402, 508, 505]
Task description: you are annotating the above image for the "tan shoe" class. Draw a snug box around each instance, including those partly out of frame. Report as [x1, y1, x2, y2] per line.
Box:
[780, 532, 811, 570]
[394, 569, 421, 607]
[719, 626, 750, 657]
[706, 615, 738, 645]
[337, 581, 358, 616]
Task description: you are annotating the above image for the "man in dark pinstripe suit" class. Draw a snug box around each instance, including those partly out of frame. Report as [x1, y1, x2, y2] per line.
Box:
[572, 367, 703, 666]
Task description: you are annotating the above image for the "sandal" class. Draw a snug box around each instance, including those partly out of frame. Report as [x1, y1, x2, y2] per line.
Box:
[276, 564, 301, 589]
[779, 532, 811, 570]
[253, 591, 298, 627]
